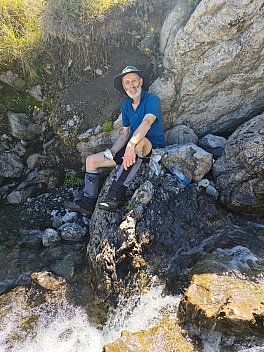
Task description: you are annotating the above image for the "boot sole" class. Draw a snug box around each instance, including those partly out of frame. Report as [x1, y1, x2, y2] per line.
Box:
[98, 202, 117, 212]
[64, 202, 94, 217]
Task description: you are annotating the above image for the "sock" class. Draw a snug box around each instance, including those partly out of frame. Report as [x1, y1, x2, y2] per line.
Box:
[83, 172, 99, 198]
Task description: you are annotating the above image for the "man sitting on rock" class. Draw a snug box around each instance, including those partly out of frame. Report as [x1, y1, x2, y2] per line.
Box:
[65, 66, 165, 216]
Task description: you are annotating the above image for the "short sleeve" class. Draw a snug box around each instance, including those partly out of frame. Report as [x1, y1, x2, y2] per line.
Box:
[145, 95, 162, 122]
[121, 101, 130, 127]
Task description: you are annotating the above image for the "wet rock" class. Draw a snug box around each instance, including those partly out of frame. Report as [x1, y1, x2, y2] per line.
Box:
[42, 228, 61, 247]
[165, 124, 198, 146]
[199, 134, 226, 159]
[7, 112, 42, 140]
[0, 152, 24, 178]
[18, 230, 43, 249]
[178, 273, 264, 336]
[161, 143, 213, 182]
[51, 254, 75, 280]
[153, 0, 264, 135]
[31, 271, 66, 290]
[59, 223, 87, 241]
[213, 114, 264, 214]
[104, 317, 197, 352]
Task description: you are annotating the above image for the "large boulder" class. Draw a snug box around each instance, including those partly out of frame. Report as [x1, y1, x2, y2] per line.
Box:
[151, 0, 264, 135]
[213, 114, 264, 214]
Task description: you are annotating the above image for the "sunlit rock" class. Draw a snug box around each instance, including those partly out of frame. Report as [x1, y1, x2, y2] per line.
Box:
[161, 143, 213, 182]
[104, 317, 197, 352]
[31, 271, 66, 291]
[153, 0, 264, 135]
[178, 273, 264, 336]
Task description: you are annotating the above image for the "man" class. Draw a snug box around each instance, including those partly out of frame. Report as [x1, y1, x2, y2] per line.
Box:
[65, 66, 164, 216]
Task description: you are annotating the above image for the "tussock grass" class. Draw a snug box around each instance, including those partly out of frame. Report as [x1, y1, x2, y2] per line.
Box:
[0, 0, 45, 79]
[0, 0, 129, 78]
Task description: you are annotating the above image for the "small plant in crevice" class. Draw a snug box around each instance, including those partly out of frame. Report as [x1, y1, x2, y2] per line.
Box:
[102, 119, 114, 133]
[64, 171, 84, 187]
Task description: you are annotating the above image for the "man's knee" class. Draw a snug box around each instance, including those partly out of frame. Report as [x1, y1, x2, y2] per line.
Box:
[135, 137, 152, 157]
[86, 153, 99, 169]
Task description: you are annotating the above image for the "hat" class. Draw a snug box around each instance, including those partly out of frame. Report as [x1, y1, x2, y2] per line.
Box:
[114, 66, 150, 96]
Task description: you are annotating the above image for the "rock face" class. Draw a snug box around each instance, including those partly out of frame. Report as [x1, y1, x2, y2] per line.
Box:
[152, 0, 264, 135]
[213, 114, 264, 214]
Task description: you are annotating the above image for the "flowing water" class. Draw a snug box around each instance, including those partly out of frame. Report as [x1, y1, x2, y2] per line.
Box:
[1, 202, 264, 351]
[0, 284, 181, 352]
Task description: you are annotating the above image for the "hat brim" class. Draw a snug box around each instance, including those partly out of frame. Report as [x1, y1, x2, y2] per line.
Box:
[114, 69, 150, 96]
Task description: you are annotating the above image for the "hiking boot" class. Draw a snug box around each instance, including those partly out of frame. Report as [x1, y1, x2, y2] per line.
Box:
[64, 196, 96, 217]
[98, 183, 127, 212]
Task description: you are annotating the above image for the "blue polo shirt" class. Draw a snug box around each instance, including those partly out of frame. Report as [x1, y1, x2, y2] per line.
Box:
[121, 90, 165, 147]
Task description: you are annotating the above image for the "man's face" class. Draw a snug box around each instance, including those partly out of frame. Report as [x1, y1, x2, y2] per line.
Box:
[122, 72, 143, 99]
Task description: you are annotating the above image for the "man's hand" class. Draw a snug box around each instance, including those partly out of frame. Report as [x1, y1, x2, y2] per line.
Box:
[123, 141, 136, 170]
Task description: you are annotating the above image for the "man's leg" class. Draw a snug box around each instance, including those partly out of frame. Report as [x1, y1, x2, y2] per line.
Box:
[64, 151, 116, 216]
[98, 138, 152, 212]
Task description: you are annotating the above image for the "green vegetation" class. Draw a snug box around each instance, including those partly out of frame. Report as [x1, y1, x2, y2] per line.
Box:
[0, 0, 45, 79]
[102, 119, 113, 133]
[0, 0, 130, 79]
[64, 171, 84, 187]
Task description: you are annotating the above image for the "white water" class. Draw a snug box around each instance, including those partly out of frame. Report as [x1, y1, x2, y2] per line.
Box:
[1, 285, 180, 352]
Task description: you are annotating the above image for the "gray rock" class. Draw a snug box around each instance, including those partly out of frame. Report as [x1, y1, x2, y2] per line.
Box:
[26, 153, 44, 170]
[59, 223, 87, 241]
[7, 111, 42, 140]
[62, 211, 78, 223]
[0, 152, 24, 178]
[28, 85, 46, 102]
[161, 143, 213, 182]
[51, 254, 75, 280]
[213, 114, 264, 214]
[42, 228, 61, 247]
[199, 134, 226, 158]
[165, 124, 198, 146]
[152, 0, 264, 136]
[0, 70, 25, 90]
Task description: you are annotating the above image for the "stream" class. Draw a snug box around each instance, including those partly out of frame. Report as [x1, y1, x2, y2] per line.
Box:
[0, 192, 264, 351]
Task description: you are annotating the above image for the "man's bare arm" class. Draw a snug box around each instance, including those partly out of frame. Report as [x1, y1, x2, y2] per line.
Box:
[110, 126, 130, 157]
[129, 114, 156, 146]
[123, 114, 156, 169]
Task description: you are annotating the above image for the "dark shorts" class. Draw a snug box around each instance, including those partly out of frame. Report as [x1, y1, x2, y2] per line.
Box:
[113, 144, 164, 165]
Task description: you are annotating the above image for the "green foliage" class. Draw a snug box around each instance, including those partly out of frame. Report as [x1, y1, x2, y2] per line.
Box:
[0, 0, 129, 77]
[102, 119, 113, 133]
[64, 171, 84, 187]
[0, 0, 45, 79]
[188, 0, 200, 6]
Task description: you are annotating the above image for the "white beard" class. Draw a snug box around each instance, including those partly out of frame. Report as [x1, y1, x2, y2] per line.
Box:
[126, 86, 142, 99]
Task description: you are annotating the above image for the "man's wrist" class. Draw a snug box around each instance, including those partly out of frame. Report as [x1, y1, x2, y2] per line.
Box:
[128, 140, 136, 148]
